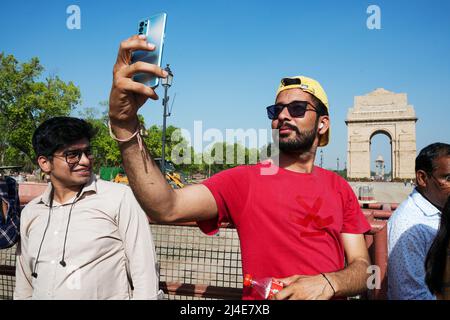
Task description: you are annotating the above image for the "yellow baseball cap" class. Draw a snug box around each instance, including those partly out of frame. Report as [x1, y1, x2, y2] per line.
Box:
[276, 76, 330, 147]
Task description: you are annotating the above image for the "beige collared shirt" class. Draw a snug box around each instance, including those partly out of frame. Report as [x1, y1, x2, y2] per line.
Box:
[14, 175, 161, 300]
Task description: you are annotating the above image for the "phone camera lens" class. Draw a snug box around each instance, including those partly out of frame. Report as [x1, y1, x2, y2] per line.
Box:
[139, 27, 144, 33]
[140, 22, 144, 27]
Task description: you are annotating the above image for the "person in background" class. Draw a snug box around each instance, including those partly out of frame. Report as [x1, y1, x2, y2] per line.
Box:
[425, 196, 450, 299]
[0, 172, 21, 249]
[388, 143, 450, 299]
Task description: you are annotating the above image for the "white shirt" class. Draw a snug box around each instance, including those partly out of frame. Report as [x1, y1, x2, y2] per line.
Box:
[387, 188, 441, 300]
[14, 176, 161, 300]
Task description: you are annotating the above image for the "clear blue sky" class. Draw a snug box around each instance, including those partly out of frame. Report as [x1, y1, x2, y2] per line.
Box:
[1, 0, 449, 171]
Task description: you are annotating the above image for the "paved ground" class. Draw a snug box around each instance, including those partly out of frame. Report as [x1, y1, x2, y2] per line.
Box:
[349, 181, 415, 204]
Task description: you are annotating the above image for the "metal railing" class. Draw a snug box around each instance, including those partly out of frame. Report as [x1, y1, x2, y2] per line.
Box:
[0, 222, 243, 300]
[152, 223, 242, 299]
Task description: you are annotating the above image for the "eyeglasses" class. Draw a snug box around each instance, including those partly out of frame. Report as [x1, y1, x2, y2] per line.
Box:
[430, 173, 450, 186]
[52, 147, 95, 165]
[266, 100, 318, 120]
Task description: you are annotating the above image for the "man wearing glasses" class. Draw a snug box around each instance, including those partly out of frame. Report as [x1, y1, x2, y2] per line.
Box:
[388, 143, 450, 299]
[108, 35, 372, 300]
[14, 117, 161, 300]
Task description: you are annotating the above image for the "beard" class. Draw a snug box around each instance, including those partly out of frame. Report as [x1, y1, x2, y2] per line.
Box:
[274, 120, 319, 154]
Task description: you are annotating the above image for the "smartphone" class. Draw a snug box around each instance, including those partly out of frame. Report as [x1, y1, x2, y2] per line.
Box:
[131, 13, 167, 88]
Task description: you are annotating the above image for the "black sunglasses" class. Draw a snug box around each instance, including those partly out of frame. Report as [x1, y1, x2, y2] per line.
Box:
[266, 100, 318, 120]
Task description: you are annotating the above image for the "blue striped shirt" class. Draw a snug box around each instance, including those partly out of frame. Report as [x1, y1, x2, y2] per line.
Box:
[387, 188, 440, 300]
[0, 176, 21, 248]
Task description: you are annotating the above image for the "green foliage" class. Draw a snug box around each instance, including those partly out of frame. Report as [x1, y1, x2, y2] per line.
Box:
[1, 145, 34, 171]
[77, 104, 122, 173]
[0, 53, 80, 164]
[77, 105, 196, 175]
[196, 142, 261, 176]
[334, 169, 348, 179]
[144, 124, 184, 160]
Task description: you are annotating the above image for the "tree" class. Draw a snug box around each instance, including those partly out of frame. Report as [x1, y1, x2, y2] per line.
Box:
[143, 124, 189, 161]
[200, 142, 261, 176]
[259, 142, 279, 161]
[0, 53, 80, 165]
[77, 103, 122, 173]
[77, 103, 193, 175]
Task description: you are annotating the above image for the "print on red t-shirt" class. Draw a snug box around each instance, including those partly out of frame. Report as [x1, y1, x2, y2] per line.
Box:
[293, 195, 335, 237]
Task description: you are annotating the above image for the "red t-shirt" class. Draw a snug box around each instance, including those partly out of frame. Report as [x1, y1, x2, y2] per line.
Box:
[198, 162, 371, 300]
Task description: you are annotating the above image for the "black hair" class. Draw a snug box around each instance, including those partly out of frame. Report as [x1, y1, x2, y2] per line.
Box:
[310, 95, 329, 117]
[415, 143, 450, 175]
[425, 196, 450, 295]
[32, 117, 95, 158]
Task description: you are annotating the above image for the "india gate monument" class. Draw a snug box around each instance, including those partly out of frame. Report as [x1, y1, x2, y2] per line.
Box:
[346, 88, 417, 180]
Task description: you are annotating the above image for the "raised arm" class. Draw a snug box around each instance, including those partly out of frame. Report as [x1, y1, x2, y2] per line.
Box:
[108, 35, 217, 223]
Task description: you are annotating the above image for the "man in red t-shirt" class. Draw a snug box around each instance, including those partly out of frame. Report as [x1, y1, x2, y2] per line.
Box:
[108, 35, 371, 300]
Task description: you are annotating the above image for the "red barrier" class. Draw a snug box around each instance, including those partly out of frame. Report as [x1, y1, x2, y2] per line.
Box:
[18, 182, 47, 205]
[361, 202, 399, 211]
[362, 209, 393, 220]
[160, 282, 242, 300]
[366, 220, 388, 300]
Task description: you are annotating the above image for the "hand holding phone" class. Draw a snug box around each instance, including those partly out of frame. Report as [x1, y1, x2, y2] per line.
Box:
[131, 13, 167, 88]
[109, 16, 168, 137]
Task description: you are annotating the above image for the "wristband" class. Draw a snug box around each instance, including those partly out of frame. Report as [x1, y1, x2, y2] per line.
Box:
[108, 121, 143, 151]
[321, 273, 336, 297]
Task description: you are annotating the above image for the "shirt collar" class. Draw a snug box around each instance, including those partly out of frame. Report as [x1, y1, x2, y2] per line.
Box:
[81, 174, 97, 196]
[39, 183, 53, 206]
[411, 188, 441, 217]
[39, 175, 98, 206]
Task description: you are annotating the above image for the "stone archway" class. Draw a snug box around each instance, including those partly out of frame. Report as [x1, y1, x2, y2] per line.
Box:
[370, 129, 392, 179]
[346, 88, 417, 180]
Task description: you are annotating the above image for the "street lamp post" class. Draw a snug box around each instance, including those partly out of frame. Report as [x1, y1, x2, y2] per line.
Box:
[320, 149, 323, 168]
[161, 64, 173, 172]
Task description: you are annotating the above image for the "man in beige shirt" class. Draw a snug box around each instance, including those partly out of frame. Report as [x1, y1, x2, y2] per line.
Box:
[14, 117, 161, 300]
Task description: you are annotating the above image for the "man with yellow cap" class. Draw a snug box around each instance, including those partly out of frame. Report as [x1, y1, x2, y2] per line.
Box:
[108, 34, 372, 300]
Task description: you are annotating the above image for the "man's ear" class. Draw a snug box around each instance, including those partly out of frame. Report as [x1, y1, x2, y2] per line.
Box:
[37, 156, 52, 174]
[318, 116, 330, 134]
[416, 170, 428, 189]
